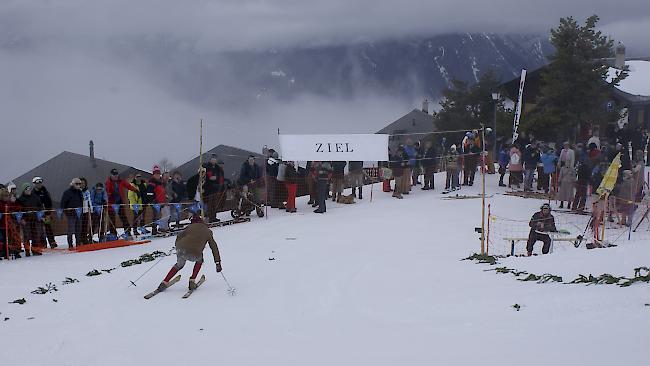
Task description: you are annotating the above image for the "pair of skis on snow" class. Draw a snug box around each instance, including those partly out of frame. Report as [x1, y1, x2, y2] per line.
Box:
[143, 274, 206, 299]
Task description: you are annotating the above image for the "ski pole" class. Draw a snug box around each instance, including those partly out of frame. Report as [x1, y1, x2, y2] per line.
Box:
[220, 272, 237, 295]
[129, 247, 174, 287]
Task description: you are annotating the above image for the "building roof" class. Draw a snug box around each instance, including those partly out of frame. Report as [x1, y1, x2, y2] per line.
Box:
[376, 109, 437, 148]
[175, 144, 265, 183]
[377, 109, 436, 135]
[608, 60, 650, 97]
[11, 151, 150, 207]
[501, 59, 650, 105]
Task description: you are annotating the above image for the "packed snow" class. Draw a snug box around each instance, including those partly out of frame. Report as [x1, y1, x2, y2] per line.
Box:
[1, 173, 649, 366]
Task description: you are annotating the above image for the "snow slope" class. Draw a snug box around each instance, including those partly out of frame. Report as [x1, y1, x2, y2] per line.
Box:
[1, 174, 649, 366]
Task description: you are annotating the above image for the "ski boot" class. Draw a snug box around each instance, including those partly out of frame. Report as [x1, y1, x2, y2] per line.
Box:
[189, 278, 198, 291]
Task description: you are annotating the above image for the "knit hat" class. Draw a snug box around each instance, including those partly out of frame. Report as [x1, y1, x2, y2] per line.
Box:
[21, 183, 32, 193]
[70, 178, 82, 186]
[32, 176, 43, 184]
[152, 165, 161, 174]
[110, 168, 119, 175]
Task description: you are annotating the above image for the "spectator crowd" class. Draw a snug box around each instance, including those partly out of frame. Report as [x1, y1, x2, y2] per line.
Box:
[2, 123, 649, 260]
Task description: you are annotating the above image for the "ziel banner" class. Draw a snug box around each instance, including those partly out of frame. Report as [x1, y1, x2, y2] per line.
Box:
[279, 134, 389, 161]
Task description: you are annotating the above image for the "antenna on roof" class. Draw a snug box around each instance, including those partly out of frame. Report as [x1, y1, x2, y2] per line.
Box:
[89, 140, 97, 168]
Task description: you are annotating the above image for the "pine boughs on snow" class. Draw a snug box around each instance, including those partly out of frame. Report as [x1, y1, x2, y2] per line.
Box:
[120, 251, 169, 268]
[462, 253, 499, 265]
[30, 283, 58, 295]
[62, 277, 79, 285]
[9, 298, 26, 305]
[86, 269, 102, 276]
[512, 304, 522, 311]
[619, 267, 650, 287]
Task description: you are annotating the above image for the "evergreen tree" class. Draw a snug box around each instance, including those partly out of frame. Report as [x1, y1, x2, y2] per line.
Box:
[434, 71, 512, 141]
[524, 15, 627, 140]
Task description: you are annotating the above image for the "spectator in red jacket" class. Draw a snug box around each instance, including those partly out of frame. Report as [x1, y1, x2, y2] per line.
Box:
[1, 188, 23, 259]
[105, 168, 138, 237]
[147, 166, 167, 234]
[203, 155, 226, 223]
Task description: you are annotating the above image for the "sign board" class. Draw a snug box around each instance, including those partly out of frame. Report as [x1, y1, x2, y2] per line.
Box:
[279, 134, 389, 161]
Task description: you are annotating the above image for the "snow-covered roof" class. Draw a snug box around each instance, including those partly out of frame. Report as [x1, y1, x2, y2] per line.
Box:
[608, 60, 650, 96]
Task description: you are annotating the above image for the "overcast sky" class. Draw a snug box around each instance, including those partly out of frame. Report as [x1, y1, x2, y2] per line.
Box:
[2, 0, 649, 183]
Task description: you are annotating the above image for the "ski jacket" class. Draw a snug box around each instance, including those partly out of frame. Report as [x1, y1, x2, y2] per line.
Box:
[348, 161, 364, 173]
[523, 147, 540, 170]
[175, 223, 221, 263]
[238, 162, 262, 186]
[81, 188, 92, 213]
[576, 163, 591, 184]
[128, 180, 147, 206]
[540, 153, 557, 174]
[33, 186, 53, 209]
[403, 145, 417, 167]
[147, 177, 167, 204]
[422, 147, 437, 168]
[498, 149, 509, 167]
[171, 180, 187, 203]
[315, 162, 332, 180]
[60, 187, 83, 211]
[529, 211, 557, 233]
[331, 161, 347, 177]
[105, 178, 137, 205]
[0, 200, 21, 229]
[90, 187, 108, 207]
[204, 163, 225, 194]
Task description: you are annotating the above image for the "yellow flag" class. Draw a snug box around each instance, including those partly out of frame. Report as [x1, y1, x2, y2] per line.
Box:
[596, 153, 622, 197]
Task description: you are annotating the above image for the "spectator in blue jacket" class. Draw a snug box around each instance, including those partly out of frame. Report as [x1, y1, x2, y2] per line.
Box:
[90, 183, 108, 241]
[539, 148, 558, 193]
[497, 144, 510, 187]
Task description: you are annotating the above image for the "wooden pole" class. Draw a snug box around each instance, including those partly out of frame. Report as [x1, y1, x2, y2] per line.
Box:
[481, 126, 486, 255]
[370, 164, 375, 202]
[198, 119, 205, 219]
[4, 209, 9, 259]
[487, 203, 491, 255]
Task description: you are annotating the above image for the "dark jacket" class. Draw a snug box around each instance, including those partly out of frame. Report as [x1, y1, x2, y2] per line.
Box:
[238, 162, 262, 186]
[284, 164, 299, 184]
[171, 180, 187, 203]
[18, 193, 43, 220]
[331, 161, 347, 177]
[60, 187, 83, 211]
[529, 211, 557, 233]
[576, 162, 591, 184]
[422, 146, 437, 168]
[204, 163, 225, 194]
[315, 162, 332, 180]
[33, 186, 53, 209]
[523, 146, 540, 170]
[464, 145, 481, 168]
[348, 161, 364, 173]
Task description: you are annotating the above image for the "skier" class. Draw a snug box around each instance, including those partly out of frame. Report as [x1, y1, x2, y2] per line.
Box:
[156, 215, 222, 292]
[527, 203, 557, 256]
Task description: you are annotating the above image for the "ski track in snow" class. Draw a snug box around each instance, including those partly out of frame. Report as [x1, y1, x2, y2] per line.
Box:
[1, 172, 649, 366]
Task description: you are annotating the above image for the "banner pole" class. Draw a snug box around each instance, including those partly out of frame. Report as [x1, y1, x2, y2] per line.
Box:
[370, 164, 375, 202]
[198, 119, 205, 219]
[4, 208, 8, 259]
[481, 126, 486, 255]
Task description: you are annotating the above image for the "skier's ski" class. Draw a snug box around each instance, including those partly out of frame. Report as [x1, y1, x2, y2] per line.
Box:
[182, 275, 206, 299]
[144, 275, 181, 299]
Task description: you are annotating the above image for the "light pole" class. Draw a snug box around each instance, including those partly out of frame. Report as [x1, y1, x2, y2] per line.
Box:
[491, 92, 500, 158]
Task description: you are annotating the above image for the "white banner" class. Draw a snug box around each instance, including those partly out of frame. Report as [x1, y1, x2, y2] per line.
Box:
[279, 134, 389, 161]
[512, 69, 527, 143]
